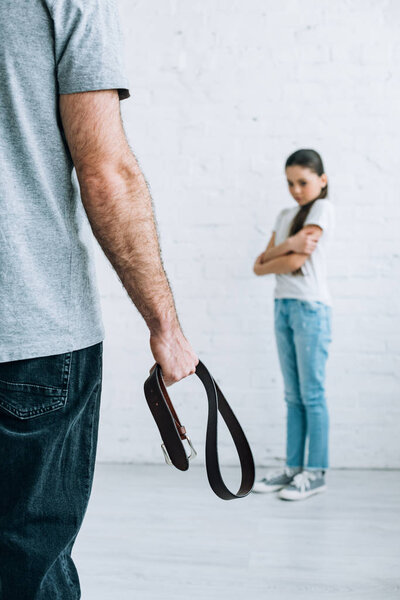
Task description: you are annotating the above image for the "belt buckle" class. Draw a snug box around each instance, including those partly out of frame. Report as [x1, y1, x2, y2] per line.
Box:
[161, 435, 197, 466]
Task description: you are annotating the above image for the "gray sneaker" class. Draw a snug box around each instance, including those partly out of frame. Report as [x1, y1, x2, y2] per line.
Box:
[252, 467, 301, 493]
[278, 470, 326, 501]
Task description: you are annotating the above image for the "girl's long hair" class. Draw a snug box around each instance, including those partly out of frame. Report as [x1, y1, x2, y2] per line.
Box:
[285, 149, 328, 275]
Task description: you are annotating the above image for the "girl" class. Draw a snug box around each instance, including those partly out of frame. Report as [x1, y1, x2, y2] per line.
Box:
[252, 149, 334, 501]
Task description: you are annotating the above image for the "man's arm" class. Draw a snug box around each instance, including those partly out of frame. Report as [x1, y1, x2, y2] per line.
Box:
[59, 89, 198, 386]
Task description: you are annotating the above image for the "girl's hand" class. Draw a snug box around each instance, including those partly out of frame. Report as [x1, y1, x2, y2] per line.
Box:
[255, 251, 265, 265]
[289, 229, 318, 255]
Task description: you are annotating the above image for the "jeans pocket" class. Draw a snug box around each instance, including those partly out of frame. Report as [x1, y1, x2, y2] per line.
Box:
[0, 351, 72, 420]
[298, 300, 323, 313]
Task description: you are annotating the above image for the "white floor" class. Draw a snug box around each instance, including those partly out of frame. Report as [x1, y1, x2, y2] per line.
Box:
[73, 465, 400, 600]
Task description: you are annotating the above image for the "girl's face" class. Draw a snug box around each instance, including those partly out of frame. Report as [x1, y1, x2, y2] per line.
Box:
[285, 165, 328, 206]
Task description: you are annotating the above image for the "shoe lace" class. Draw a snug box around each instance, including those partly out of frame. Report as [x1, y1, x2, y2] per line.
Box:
[264, 466, 296, 482]
[291, 471, 317, 492]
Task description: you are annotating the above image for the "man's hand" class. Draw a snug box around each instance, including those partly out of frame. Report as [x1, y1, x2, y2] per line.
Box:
[150, 327, 199, 387]
[289, 228, 320, 255]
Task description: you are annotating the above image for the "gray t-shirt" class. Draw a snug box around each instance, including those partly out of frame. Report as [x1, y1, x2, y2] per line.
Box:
[0, 0, 130, 362]
[273, 199, 335, 306]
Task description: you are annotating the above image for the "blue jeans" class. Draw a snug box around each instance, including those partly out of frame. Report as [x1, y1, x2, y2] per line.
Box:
[274, 299, 331, 470]
[0, 341, 103, 599]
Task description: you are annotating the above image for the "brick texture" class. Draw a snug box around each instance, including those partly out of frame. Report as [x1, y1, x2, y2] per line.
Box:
[93, 0, 400, 468]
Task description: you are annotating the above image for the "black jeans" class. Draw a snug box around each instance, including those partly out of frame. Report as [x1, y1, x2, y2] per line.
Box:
[0, 341, 103, 599]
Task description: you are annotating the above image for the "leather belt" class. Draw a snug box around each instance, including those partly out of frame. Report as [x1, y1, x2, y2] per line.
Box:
[144, 359, 255, 500]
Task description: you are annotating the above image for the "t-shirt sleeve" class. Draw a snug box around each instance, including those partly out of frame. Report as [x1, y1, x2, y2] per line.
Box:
[273, 210, 283, 232]
[51, 0, 131, 101]
[304, 200, 334, 235]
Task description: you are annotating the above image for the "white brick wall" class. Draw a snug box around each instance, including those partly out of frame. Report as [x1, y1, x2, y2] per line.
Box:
[93, 0, 400, 468]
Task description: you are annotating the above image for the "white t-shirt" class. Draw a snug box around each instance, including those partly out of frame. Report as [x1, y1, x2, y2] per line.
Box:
[272, 199, 335, 306]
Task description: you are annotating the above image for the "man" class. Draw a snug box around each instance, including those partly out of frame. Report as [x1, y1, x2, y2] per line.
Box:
[0, 0, 198, 597]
